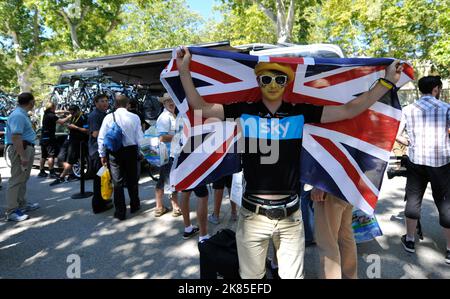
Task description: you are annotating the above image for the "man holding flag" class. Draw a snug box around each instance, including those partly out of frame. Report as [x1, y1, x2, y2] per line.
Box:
[175, 46, 403, 279]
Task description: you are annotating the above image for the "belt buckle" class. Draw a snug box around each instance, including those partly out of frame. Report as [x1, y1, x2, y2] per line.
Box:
[265, 207, 286, 220]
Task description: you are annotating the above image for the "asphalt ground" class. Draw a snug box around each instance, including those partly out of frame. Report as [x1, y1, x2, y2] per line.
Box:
[0, 157, 449, 279]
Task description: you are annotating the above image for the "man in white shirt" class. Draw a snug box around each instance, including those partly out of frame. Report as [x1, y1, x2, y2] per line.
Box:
[154, 93, 182, 217]
[98, 94, 144, 221]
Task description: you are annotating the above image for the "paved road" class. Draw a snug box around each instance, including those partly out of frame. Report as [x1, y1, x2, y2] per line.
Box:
[0, 157, 448, 279]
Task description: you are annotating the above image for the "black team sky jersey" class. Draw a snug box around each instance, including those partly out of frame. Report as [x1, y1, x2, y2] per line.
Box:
[223, 101, 323, 195]
[69, 113, 89, 143]
[41, 110, 58, 142]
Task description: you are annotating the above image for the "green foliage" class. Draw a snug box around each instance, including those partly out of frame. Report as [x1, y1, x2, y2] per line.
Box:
[0, 0, 43, 60]
[106, 0, 204, 54]
[429, 3, 450, 77]
[202, 3, 277, 45]
[31, 0, 125, 52]
[217, 0, 321, 44]
[0, 0, 50, 92]
[306, 0, 447, 64]
[0, 52, 17, 91]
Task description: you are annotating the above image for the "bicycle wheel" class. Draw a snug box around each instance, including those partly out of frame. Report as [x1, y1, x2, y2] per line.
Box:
[4, 144, 12, 168]
[72, 154, 92, 179]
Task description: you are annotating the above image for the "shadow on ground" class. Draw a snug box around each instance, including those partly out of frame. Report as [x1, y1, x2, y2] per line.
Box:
[0, 162, 449, 279]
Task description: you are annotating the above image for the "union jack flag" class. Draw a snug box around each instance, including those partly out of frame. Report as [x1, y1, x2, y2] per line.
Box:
[160, 47, 414, 215]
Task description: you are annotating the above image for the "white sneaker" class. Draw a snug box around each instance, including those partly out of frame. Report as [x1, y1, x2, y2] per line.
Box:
[208, 213, 219, 225]
[19, 202, 40, 213]
[7, 209, 30, 222]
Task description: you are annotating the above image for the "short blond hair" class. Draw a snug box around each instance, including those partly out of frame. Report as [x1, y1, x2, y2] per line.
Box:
[45, 101, 55, 111]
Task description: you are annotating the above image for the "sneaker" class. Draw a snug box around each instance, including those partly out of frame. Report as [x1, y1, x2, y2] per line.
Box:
[7, 209, 29, 222]
[183, 226, 199, 240]
[401, 235, 415, 253]
[49, 171, 59, 179]
[445, 250, 450, 265]
[49, 178, 63, 186]
[67, 174, 78, 182]
[19, 202, 40, 213]
[37, 170, 48, 178]
[208, 213, 220, 225]
[198, 235, 210, 243]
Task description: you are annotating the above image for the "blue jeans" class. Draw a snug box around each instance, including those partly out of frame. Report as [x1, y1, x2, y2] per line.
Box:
[300, 187, 314, 243]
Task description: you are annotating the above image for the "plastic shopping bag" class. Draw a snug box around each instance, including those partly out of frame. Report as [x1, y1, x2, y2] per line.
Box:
[140, 134, 161, 167]
[230, 172, 243, 207]
[98, 166, 113, 200]
[140, 129, 169, 167]
[352, 209, 383, 243]
[159, 142, 169, 166]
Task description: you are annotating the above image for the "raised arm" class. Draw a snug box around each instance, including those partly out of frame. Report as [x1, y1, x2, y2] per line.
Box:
[321, 60, 404, 123]
[396, 115, 409, 146]
[176, 46, 225, 120]
[56, 114, 71, 125]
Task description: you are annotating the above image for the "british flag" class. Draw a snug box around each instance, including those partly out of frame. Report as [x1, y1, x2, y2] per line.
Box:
[160, 47, 414, 215]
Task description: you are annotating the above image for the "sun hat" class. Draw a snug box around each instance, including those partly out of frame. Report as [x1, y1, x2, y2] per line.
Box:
[158, 92, 173, 103]
[254, 62, 295, 84]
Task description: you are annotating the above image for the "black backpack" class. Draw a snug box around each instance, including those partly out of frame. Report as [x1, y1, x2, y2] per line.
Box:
[198, 229, 240, 279]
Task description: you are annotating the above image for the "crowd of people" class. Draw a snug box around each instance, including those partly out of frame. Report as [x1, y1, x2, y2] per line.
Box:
[1, 47, 449, 279]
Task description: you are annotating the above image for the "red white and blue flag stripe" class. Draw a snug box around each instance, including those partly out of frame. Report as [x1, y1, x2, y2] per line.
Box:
[160, 47, 414, 215]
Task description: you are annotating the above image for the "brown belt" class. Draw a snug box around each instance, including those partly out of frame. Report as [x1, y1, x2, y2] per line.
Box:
[22, 141, 35, 148]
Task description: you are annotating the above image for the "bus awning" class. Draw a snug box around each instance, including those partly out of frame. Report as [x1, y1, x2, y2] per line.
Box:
[50, 41, 242, 87]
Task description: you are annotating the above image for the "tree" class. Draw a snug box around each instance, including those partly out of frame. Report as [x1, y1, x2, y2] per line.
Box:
[106, 0, 204, 53]
[213, 0, 319, 44]
[0, 0, 48, 92]
[0, 50, 18, 92]
[306, 0, 445, 61]
[429, 2, 450, 77]
[34, 0, 125, 52]
[202, 3, 277, 45]
[220, 0, 296, 43]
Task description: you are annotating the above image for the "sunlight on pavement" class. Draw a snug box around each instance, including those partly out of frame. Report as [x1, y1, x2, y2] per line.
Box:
[22, 249, 49, 267]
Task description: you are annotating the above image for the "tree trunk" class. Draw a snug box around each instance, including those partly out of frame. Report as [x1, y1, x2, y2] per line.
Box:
[17, 70, 32, 92]
[256, 0, 295, 43]
[276, 0, 295, 43]
[59, 8, 83, 50]
[9, 30, 30, 92]
[69, 22, 81, 50]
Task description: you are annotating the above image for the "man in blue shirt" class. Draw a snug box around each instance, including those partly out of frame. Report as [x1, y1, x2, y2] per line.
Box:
[5, 93, 40, 222]
[88, 94, 113, 214]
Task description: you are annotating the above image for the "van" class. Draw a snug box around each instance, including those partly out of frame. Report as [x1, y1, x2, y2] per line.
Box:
[236, 43, 345, 58]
